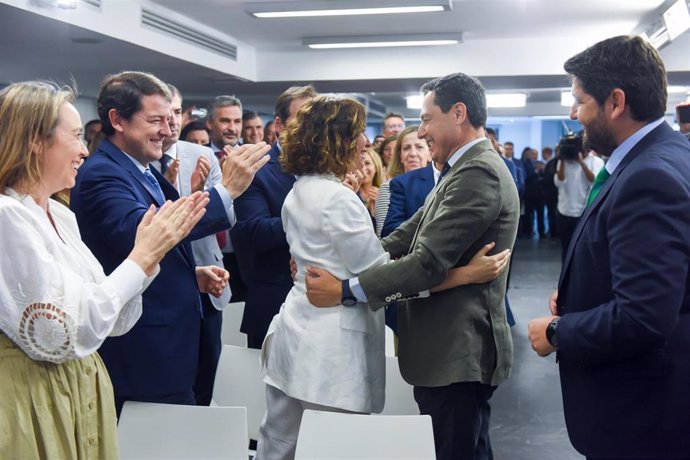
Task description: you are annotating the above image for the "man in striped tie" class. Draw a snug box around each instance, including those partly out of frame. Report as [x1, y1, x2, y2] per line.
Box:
[528, 36, 690, 459]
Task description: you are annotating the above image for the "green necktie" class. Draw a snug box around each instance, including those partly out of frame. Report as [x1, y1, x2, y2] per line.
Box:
[586, 167, 610, 207]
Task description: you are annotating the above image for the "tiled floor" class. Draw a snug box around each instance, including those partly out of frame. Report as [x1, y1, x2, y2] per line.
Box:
[490, 237, 584, 459]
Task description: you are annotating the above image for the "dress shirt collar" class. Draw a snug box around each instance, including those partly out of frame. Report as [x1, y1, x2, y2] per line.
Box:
[432, 162, 442, 185]
[605, 118, 664, 174]
[122, 151, 148, 174]
[163, 143, 178, 160]
[446, 136, 487, 168]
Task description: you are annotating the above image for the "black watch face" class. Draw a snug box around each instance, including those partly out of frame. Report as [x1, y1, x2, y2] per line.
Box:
[342, 297, 357, 307]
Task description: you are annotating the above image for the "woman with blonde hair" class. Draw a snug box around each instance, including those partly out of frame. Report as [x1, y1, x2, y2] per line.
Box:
[358, 147, 384, 221]
[374, 125, 431, 236]
[0, 81, 208, 459]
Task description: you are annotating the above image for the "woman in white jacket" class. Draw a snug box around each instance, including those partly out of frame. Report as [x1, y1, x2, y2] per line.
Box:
[256, 96, 510, 460]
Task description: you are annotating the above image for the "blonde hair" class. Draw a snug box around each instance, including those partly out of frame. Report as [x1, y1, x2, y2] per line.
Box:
[0, 81, 75, 193]
[364, 148, 384, 188]
[388, 125, 421, 179]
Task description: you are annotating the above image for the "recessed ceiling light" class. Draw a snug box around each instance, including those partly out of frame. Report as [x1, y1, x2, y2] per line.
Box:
[249, 1, 451, 18]
[303, 33, 462, 49]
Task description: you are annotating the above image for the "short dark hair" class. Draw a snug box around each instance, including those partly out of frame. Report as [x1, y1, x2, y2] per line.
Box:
[280, 96, 365, 177]
[504, 141, 514, 147]
[84, 119, 101, 130]
[275, 85, 318, 122]
[242, 110, 261, 122]
[180, 120, 209, 141]
[207, 95, 242, 120]
[485, 127, 497, 137]
[421, 72, 487, 128]
[564, 35, 667, 122]
[97, 71, 170, 136]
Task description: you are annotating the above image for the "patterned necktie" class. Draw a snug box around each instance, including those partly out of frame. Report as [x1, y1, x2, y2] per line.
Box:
[438, 162, 451, 182]
[213, 151, 229, 249]
[586, 167, 610, 207]
[143, 168, 165, 204]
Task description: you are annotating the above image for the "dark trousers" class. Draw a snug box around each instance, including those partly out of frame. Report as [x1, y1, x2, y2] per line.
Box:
[414, 382, 496, 460]
[115, 390, 195, 419]
[523, 197, 545, 237]
[223, 252, 247, 302]
[545, 198, 559, 237]
[246, 334, 264, 350]
[193, 294, 223, 406]
[557, 212, 580, 261]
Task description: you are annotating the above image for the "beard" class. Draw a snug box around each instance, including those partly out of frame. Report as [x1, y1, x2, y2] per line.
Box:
[582, 111, 617, 157]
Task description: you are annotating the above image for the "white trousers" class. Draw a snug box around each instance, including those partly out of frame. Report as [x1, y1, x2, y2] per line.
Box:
[255, 384, 359, 460]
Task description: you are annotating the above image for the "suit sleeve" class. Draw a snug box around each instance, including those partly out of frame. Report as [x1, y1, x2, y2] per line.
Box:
[557, 165, 690, 365]
[232, 176, 288, 254]
[381, 177, 408, 237]
[362, 162, 502, 309]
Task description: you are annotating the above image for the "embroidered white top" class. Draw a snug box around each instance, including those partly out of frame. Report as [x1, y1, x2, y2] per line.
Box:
[0, 189, 157, 363]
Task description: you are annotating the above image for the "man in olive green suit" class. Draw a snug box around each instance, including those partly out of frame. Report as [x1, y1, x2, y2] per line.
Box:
[306, 72, 519, 460]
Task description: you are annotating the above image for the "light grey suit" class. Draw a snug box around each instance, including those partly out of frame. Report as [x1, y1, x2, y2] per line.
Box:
[159, 140, 231, 309]
[359, 139, 519, 387]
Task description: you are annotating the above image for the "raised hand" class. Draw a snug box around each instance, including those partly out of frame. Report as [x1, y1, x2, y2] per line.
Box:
[221, 142, 271, 199]
[163, 159, 180, 188]
[191, 156, 211, 192]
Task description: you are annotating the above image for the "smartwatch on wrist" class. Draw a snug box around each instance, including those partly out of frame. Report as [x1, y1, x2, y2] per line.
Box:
[341, 279, 357, 307]
[546, 317, 560, 348]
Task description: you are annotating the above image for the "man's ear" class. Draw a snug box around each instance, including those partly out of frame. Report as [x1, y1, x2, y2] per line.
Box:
[274, 116, 284, 134]
[108, 109, 125, 134]
[608, 89, 627, 120]
[453, 102, 467, 124]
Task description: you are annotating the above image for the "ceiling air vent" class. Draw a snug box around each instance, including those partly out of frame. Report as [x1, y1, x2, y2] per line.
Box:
[141, 7, 238, 60]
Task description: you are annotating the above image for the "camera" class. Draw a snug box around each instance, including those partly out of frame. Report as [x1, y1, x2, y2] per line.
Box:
[558, 133, 583, 161]
[677, 103, 690, 124]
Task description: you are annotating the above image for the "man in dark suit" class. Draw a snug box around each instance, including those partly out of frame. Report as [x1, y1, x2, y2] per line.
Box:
[306, 73, 519, 460]
[71, 71, 269, 414]
[528, 36, 690, 459]
[154, 84, 232, 406]
[231, 85, 317, 348]
[381, 163, 435, 237]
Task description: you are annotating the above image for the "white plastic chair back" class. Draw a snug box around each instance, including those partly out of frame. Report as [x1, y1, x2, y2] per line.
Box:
[221, 302, 247, 347]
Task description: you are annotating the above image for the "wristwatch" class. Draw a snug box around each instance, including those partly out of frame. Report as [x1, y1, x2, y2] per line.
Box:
[341, 279, 357, 307]
[546, 318, 560, 348]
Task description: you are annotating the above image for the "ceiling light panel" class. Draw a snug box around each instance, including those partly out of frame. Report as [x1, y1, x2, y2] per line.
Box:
[486, 93, 527, 108]
[303, 33, 462, 49]
[248, 0, 451, 18]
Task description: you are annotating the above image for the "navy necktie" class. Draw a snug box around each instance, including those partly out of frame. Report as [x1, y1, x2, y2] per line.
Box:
[160, 154, 172, 174]
[439, 163, 451, 181]
[143, 168, 165, 204]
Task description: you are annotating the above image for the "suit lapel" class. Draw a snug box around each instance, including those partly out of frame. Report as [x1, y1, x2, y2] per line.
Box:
[101, 140, 167, 206]
[558, 122, 671, 288]
[409, 140, 492, 250]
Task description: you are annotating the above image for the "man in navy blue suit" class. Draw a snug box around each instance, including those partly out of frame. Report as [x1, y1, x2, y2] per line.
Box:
[231, 85, 317, 348]
[528, 36, 690, 459]
[71, 71, 269, 414]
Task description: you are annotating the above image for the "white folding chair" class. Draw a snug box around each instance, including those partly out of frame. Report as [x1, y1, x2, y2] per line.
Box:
[212, 345, 267, 442]
[381, 355, 419, 415]
[295, 410, 435, 459]
[118, 401, 247, 460]
[221, 301, 247, 347]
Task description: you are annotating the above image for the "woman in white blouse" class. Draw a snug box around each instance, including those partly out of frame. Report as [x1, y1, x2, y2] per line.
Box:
[256, 96, 510, 460]
[0, 81, 210, 459]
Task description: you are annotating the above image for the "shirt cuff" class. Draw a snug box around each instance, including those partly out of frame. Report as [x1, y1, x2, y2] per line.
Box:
[213, 183, 237, 227]
[349, 277, 368, 303]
